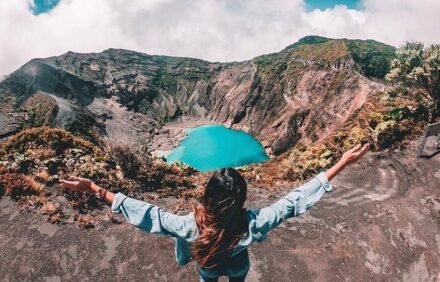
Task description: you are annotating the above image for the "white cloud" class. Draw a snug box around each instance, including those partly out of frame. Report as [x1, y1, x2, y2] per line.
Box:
[0, 0, 439, 75]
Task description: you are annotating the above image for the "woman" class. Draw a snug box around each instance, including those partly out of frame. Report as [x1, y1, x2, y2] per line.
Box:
[60, 143, 369, 281]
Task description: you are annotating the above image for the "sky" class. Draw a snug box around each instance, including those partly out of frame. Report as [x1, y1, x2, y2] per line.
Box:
[0, 0, 439, 75]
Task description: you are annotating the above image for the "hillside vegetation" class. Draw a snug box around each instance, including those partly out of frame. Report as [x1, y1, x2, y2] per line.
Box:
[1, 36, 439, 227]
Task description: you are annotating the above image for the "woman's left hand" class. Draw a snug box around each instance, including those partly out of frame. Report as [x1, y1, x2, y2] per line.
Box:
[325, 143, 369, 181]
[340, 143, 370, 166]
[60, 176, 94, 193]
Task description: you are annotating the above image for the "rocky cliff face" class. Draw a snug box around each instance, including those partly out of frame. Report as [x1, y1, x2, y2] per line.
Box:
[0, 36, 395, 154]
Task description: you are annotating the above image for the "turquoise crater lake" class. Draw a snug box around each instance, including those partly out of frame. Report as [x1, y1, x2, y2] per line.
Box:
[166, 124, 269, 172]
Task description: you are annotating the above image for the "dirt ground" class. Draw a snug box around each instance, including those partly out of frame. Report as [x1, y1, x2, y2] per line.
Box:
[0, 137, 439, 281]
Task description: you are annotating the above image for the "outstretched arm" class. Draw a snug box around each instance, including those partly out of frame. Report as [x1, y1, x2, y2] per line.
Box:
[60, 177, 115, 203]
[252, 144, 369, 235]
[59, 178, 193, 238]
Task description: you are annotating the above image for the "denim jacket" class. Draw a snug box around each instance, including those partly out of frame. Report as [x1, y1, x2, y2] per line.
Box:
[111, 172, 332, 268]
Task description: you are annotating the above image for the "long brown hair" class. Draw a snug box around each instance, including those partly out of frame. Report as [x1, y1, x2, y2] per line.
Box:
[192, 168, 248, 268]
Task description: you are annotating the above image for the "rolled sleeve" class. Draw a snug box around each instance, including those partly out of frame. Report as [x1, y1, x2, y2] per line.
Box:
[315, 171, 333, 192]
[111, 192, 128, 213]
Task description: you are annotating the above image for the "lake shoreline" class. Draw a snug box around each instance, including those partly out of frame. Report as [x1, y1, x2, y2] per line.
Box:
[149, 117, 270, 160]
[164, 123, 269, 172]
[149, 117, 214, 156]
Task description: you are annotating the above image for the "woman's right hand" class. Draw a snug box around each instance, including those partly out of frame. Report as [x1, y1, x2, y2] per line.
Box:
[59, 176, 94, 193]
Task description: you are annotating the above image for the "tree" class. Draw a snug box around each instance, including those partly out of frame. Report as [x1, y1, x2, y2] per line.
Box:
[386, 42, 440, 100]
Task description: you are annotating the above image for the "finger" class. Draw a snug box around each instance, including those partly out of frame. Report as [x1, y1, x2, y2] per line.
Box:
[60, 182, 75, 190]
[358, 144, 369, 154]
[353, 144, 369, 159]
[358, 145, 369, 158]
[350, 144, 362, 153]
[60, 179, 78, 185]
[60, 180, 79, 190]
[60, 181, 77, 188]
[362, 143, 370, 152]
[68, 176, 82, 181]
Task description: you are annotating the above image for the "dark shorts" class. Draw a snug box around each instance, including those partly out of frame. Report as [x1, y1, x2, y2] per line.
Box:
[197, 249, 250, 281]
